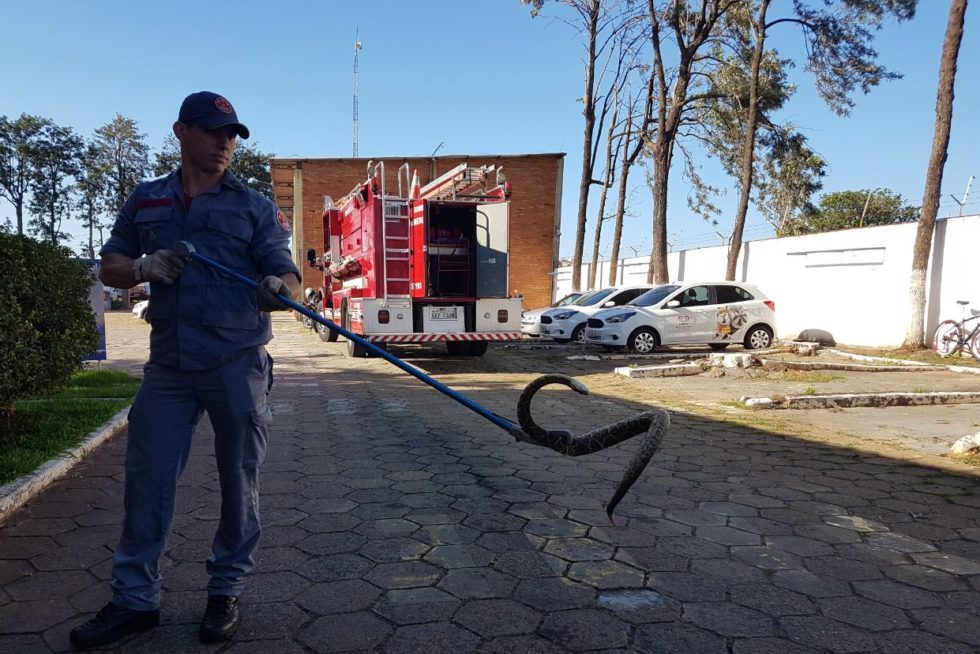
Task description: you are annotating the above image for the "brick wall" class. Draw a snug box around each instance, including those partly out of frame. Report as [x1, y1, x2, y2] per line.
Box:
[272, 154, 564, 311]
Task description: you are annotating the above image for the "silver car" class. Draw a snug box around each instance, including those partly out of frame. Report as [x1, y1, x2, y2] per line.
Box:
[520, 292, 586, 337]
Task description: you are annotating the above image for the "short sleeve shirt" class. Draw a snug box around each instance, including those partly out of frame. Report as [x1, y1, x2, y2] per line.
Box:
[101, 169, 299, 371]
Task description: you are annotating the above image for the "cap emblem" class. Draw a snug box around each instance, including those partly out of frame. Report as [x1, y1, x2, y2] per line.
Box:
[214, 96, 233, 114]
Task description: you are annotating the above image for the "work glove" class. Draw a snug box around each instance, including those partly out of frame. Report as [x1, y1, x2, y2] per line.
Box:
[256, 275, 293, 312]
[133, 249, 185, 285]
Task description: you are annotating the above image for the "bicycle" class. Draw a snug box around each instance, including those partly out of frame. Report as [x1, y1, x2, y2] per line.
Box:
[933, 300, 980, 360]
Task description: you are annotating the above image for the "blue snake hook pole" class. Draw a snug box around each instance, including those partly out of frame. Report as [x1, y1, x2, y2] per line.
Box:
[173, 241, 521, 436]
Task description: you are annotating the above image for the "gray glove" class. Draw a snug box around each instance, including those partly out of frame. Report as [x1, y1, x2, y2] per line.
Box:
[133, 249, 185, 284]
[256, 275, 293, 312]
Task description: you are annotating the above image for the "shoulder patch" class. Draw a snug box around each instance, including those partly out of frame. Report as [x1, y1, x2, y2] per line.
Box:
[276, 209, 291, 231]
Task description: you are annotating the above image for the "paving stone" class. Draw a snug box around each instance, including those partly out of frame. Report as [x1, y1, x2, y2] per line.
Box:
[614, 547, 688, 572]
[364, 561, 442, 589]
[779, 615, 876, 653]
[731, 545, 802, 571]
[0, 598, 76, 632]
[298, 611, 391, 653]
[455, 598, 541, 637]
[514, 577, 594, 611]
[30, 545, 111, 571]
[358, 537, 430, 563]
[729, 582, 816, 616]
[460, 511, 526, 531]
[803, 555, 882, 581]
[538, 608, 630, 650]
[866, 531, 938, 553]
[415, 523, 480, 546]
[353, 518, 418, 538]
[423, 543, 495, 568]
[381, 621, 481, 654]
[818, 595, 912, 630]
[371, 587, 459, 624]
[911, 550, 980, 575]
[524, 518, 589, 539]
[728, 516, 795, 536]
[492, 550, 566, 578]
[764, 534, 834, 557]
[244, 571, 310, 602]
[731, 636, 822, 654]
[480, 635, 569, 654]
[295, 553, 375, 582]
[297, 532, 367, 557]
[682, 601, 773, 637]
[544, 538, 614, 562]
[296, 513, 362, 533]
[911, 607, 980, 646]
[634, 621, 728, 654]
[690, 559, 767, 585]
[873, 629, 976, 654]
[771, 569, 851, 598]
[296, 579, 381, 614]
[403, 508, 466, 525]
[663, 509, 728, 527]
[566, 560, 644, 589]
[438, 567, 515, 599]
[235, 601, 309, 641]
[852, 578, 942, 609]
[648, 572, 728, 602]
[696, 526, 761, 546]
[655, 536, 728, 559]
[883, 563, 968, 592]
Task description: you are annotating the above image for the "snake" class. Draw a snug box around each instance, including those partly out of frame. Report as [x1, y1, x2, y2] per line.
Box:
[512, 374, 669, 524]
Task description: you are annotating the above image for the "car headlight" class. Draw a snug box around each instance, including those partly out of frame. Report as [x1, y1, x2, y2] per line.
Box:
[552, 310, 581, 320]
[604, 311, 636, 324]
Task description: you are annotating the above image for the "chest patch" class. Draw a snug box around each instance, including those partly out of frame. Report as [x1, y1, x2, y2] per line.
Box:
[276, 209, 291, 231]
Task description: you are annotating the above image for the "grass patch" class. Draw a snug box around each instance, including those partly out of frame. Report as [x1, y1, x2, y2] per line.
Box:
[0, 370, 140, 485]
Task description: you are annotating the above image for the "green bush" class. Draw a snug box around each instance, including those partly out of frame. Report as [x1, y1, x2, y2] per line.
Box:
[0, 234, 99, 410]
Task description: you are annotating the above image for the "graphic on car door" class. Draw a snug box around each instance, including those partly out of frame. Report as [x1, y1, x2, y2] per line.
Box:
[714, 305, 748, 340]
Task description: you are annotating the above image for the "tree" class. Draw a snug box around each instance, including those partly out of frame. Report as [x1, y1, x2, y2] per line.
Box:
[90, 114, 151, 214]
[720, 0, 916, 280]
[28, 121, 82, 246]
[155, 135, 275, 201]
[76, 143, 105, 259]
[0, 114, 46, 235]
[644, 0, 742, 284]
[753, 129, 826, 234]
[905, 0, 967, 348]
[781, 188, 918, 235]
[524, 0, 638, 291]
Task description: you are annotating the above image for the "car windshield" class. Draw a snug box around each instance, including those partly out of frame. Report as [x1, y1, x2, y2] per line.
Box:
[575, 288, 617, 306]
[569, 290, 598, 305]
[631, 285, 680, 307]
[556, 293, 583, 307]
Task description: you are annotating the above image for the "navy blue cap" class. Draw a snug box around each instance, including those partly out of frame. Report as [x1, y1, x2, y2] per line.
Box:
[178, 91, 250, 139]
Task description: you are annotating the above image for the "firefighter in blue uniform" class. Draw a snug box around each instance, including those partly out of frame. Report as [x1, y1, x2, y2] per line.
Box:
[70, 91, 301, 649]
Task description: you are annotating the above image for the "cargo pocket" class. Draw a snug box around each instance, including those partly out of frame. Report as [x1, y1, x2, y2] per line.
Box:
[246, 406, 272, 468]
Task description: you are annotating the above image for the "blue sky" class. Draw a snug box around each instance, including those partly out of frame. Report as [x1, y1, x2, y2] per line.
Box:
[1, 1, 977, 258]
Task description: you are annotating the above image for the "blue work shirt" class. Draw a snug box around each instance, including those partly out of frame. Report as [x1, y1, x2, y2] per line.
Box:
[101, 169, 299, 371]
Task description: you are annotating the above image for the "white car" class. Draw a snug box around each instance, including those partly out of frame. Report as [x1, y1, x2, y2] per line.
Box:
[520, 291, 586, 337]
[539, 285, 654, 344]
[584, 282, 776, 353]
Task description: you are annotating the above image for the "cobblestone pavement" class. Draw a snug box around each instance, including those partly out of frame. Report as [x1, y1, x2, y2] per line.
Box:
[1, 313, 979, 653]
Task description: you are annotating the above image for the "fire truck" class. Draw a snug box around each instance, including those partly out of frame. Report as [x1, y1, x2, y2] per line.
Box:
[306, 161, 522, 357]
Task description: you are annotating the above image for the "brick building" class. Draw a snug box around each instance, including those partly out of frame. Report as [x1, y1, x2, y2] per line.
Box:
[269, 154, 565, 310]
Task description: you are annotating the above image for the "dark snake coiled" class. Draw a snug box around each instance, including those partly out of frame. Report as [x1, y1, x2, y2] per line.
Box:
[513, 374, 669, 523]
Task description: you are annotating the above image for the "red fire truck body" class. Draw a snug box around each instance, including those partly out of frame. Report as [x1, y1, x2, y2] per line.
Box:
[309, 162, 522, 357]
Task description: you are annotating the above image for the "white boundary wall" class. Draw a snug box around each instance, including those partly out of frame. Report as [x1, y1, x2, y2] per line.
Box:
[553, 214, 978, 347]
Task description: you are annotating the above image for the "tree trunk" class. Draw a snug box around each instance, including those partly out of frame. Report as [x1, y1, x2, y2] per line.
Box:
[572, 0, 601, 292]
[904, 0, 967, 348]
[15, 202, 24, 235]
[649, 139, 672, 284]
[608, 126, 635, 285]
[726, 0, 770, 281]
[590, 107, 619, 290]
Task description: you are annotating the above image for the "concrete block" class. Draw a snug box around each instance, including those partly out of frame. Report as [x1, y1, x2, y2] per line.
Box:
[615, 363, 703, 379]
[708, 353, 758, 369]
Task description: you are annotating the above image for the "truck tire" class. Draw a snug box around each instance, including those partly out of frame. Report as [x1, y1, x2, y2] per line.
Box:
[316, 316, 339, 342]
[343, 304, 368, 358]
[446, 341, 471, 356]
[466, 341, 488, 357]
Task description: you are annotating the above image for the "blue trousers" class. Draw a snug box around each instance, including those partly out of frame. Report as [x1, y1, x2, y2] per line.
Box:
[110, 346, 273, 611]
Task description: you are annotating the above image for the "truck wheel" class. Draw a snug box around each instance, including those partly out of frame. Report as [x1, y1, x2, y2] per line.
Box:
[343, 306, 368, 358]
[316, 316, 339, 342]
[446, 341, 470, 356]
[466, 342, 488, 357]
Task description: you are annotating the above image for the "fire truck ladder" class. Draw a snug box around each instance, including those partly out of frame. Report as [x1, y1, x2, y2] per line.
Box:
[378, 161, 411, 305]
[417, 162, 498, 201]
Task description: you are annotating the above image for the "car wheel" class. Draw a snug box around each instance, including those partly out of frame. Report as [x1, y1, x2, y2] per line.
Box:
[571, 324, 587, 344]
[708, 343, 729, 351]
[743, 325, 773, 350]
[316, 316, 339, 342]
[628, 327, 659, 354]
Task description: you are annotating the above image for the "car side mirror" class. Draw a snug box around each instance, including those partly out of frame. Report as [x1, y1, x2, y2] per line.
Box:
[666, 300, 680, 308]
[603, 300, 614, 307]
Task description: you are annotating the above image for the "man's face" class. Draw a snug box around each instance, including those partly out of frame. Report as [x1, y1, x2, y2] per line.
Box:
[174, 122, 237, 174]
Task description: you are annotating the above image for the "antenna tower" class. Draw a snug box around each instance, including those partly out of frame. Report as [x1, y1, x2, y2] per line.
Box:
[353, 31, 362, 158]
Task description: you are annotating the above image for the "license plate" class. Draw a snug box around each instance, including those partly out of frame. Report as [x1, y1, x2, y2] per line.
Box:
[540, 326, 551, 334]
[586, 330, 600, 339]
[430, 307, 458, 321]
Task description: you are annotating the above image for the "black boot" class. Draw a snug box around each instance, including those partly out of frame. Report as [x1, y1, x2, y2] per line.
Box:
[69, 602, 160, 649]
[199, 595, 240, 643]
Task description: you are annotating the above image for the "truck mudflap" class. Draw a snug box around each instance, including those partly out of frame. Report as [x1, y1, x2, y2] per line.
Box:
[368, 332, 521, 344]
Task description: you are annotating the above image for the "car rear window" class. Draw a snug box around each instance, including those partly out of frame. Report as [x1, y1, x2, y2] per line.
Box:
[631, 285, 679, 307]
[715, 285, 754, 303]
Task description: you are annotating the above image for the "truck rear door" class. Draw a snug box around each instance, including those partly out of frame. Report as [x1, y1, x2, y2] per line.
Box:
[475, 202, 509, 298]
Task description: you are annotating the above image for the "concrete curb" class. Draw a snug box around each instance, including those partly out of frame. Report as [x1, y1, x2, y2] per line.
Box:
[827, 348, 980, 375]
[0, 406, 130, 525]
[615, 363, 704, 378]
[741, 391, 980, 410]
